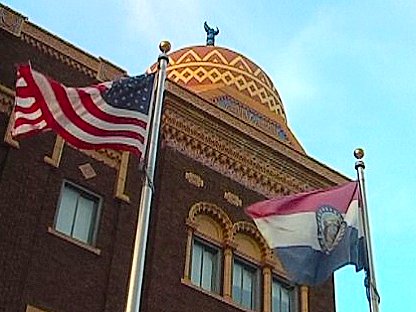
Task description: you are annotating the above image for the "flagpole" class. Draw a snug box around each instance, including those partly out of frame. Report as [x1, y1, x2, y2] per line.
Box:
[354, 148, 380, 312]
[125, 41, 171, 312]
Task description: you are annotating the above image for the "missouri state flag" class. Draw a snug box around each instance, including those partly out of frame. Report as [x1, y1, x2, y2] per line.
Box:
[246, 181, 367, 285]
[12, 65, 156, 158]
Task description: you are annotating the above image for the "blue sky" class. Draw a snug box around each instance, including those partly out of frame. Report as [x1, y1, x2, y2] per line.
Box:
[4, 1, 414, 311]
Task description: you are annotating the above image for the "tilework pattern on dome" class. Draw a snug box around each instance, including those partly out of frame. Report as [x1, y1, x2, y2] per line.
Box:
[166, 47, 286, 120]
[213, 95, 289, 142]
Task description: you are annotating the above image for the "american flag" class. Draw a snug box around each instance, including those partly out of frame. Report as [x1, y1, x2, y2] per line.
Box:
[13, 65, 155, 157]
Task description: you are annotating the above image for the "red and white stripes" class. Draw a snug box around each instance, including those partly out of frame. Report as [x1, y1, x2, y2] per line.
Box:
[13, 65, 151, 157]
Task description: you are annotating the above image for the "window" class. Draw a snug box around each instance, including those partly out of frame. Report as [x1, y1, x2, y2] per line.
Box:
[54, 181, 101, 245]
[272, 278, 294, 312]
[26, 305, 48, 312]
[232, 258, 259, 310]
[190, 238, 221, 293]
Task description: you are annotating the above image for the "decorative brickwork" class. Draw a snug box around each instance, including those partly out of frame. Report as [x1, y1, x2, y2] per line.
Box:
[78, 148, 123, 169]
[163, 106, 328, 198]
[166, 46, 286, 120]
[223, 191, 242, 207]
[185, 171, 204, 188]
[0, 84, 14, 114]
[0, 4, 26, 36]
[97, 57, 126, 81]
[187, 202, 233, 237]
[78, 163, 97, 179]
[214, 95, 290, 142]
[231, 221, 271, 259]
[0, 3, 125, 81]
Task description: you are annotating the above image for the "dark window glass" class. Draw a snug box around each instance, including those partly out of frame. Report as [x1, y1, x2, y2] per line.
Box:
[190, 238, 221, 293]
[55, 182, 100, 245]
[272, 278, 294, 312]
[232, 258, 259, 310]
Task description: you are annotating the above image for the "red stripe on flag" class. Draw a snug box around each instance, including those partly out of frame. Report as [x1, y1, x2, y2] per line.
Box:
[14, 105, 40, 114]
[14, 115, 44, 128]
[48, 81, 144, 142]
[246, 181, 360, 217]
[14, 65, 143, 156]
[77, 88, 148, 129]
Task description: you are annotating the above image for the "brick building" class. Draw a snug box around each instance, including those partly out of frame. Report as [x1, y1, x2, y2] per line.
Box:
[0, 4, 348, 312]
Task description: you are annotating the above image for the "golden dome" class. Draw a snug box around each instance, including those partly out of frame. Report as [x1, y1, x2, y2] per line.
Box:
[162, 45, 303, 152]
[167, 46, 285, 119]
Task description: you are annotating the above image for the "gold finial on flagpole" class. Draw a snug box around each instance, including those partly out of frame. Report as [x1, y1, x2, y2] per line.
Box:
[354, 148, 364, 159]
[159, 41, 171, 53]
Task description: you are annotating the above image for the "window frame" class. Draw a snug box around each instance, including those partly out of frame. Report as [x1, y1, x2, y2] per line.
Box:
[232, 255, 261, 311]
[271, 276, 296, 312]
[54, 180, 102, 246]
[190, 236, 222, 294]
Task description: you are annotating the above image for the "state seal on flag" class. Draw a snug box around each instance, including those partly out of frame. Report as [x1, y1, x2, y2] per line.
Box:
[316, 205, 347, 255]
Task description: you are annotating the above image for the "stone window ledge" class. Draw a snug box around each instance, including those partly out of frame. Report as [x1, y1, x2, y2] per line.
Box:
[47, 227, 101, 255]
[181, 278, 256, 312]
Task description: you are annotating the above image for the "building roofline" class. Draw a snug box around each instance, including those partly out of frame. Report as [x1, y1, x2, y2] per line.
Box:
[0, 3, 350, 188]
[0, 3, 126, 81]
[165, 80, 350, 187]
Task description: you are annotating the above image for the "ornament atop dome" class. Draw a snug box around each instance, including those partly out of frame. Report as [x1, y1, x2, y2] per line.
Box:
[204, 21, 219, 46]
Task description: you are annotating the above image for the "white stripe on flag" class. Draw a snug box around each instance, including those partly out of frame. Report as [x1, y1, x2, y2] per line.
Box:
[253, 199, 363, 251]
[13, 120, 47, 135]
[65, 88, 147, 136]
[15, 109, 42, 121]
[81, 86, 150, 121]
[16, 77, 27, 87]
[32, 71, 145, 149]
[15, 97, 36, 108]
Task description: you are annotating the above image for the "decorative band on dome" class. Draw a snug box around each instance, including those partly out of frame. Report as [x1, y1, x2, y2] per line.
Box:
[213, 95, 289, 143]
[165, 46, 286, 120]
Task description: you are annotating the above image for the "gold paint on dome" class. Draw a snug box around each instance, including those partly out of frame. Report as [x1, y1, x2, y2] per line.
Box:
[165, 46, 286, 122]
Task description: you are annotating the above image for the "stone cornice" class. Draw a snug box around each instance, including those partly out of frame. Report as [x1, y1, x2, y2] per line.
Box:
[0, 3, 126, 81]
[0, 84, 14, 114]
[163, 82, 349, 197]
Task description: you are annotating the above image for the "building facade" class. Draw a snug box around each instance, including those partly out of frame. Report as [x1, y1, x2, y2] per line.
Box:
[0, 4, 348, 312]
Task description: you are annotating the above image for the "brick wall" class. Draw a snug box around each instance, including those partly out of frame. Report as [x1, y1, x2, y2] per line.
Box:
[0, 24, 336, 312]
[0, 27, 143, 312]
[141, 147, 336, 312]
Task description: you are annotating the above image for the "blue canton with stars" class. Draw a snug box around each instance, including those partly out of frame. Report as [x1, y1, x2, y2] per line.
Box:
[102, 73, 156, 114]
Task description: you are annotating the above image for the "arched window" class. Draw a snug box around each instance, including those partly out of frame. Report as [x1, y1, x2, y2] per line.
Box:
[231, 223, 266, 311]
[183, 203, 304, 312]
[184, 202, 232, 295]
